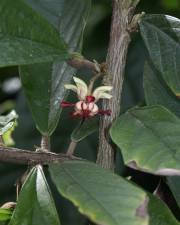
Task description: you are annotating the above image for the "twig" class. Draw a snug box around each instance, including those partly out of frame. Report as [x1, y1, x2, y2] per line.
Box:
[66, 141, 77, 156]
[67, 55, 108, 77]
[67, 57, 99, 73]
[0, 146, 80, 165]
[88, 73, 103, 94]
[40, 135, 50, 151]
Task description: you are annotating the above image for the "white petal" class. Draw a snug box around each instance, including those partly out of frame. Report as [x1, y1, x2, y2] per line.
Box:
[98, 92, 112, 99]
[93, 86, 113, 93]
[64, 84, 78, 93]
[73, 76, 88, 100]
[93, 85, 113, 101]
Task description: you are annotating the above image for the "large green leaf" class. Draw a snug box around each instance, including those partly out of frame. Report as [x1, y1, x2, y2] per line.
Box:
[167, 176, 180, 208]
[71, 117, 99, 142]
[139, 14, 180, 96]
[9, 166, 61, 225]
[0, 0, 69, 67]
[49, 161, 180, 225]
[19, 0, 91, 135]
[110, 105, 180, 176]
[144, 62, 180, 118]
[49, 161, 149, 225]
[24, 0, 64, 30]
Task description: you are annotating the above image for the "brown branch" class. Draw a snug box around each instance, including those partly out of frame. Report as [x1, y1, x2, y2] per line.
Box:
[97, 1, 139, 170]
[67, 57, 98, 73]
[67, 57, 108, 75]
[0, 146, 80, 165]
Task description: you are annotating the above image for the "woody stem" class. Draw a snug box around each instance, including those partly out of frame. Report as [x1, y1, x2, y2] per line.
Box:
[97, 0, 138, 170]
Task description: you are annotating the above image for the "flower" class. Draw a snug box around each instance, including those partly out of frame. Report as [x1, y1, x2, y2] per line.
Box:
[60, 76, 112, 119]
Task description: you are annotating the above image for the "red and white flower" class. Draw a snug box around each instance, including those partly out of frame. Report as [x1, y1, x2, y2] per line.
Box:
[60, 76, 112, 118]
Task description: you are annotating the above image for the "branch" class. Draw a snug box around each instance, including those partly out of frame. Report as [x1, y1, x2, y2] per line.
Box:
[0, 147, 80, 165]
[67, 56, 108, 75]
[67, 57, 98, 73]
[97, 0, 140, 170]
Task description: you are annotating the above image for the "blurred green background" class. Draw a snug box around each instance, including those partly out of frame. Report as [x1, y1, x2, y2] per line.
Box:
[0, 1, 179, 224]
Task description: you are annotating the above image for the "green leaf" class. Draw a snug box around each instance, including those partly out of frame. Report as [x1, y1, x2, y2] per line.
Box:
[0, 111, 18, 143]
[2, 121, 17, 146]
[0, 209, 12, 221]
[167, 176, 180, 208]
[110, 105, 180, 176]
[148, 194, 179, 225]
[19, 0, 91, 135]
[71, 117, 99, 142]
[0, 122, 14, 136]
[24, 0, 65, 30]
[139, 14, 180, 96]
[0, 110, 18, 127]
[24, 0, 91, 51]
[144, 61, 180, 118]
[50, 161, 149, 225]
[0, 0, 69, 67]
[9, 166, 61, 225]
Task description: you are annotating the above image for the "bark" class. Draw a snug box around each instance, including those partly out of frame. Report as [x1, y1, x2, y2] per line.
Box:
[0, 147, 80, 165]
[97, 0, 135, 170]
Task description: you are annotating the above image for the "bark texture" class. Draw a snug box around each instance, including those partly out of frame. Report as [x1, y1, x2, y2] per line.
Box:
[97, 0, 134, 170]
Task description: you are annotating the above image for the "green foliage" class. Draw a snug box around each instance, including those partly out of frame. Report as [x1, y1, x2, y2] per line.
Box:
[144, 61, 180, 118]
[0, 110, 18, 145]
[50, 161, 149, 225]
[9, 166, 61, 225]
[19, 0, 91, 135]
[167, 177, 180, 208]
[71, 117, 98, 142]
[148, 194, 179, 225]
[140, 14, 180, 96]
[0, 1, 180, 225]
[0, 209, 12, 221]
[0, 0, 69, 67]
[110, 105, 180, 175]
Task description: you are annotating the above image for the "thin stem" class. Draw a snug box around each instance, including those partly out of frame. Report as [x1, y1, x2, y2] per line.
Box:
[88, 73, 102, 95]
[41, 135, 50, 151]
[67, 57, 98, 73]
[66, 141, 77, 156]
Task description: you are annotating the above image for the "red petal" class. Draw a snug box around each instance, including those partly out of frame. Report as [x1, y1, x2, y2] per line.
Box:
[86, 95, 95, 103]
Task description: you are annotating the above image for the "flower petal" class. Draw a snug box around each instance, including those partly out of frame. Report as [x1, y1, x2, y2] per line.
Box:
[64, 84, 78, 93]
[73, 76, 88, 100]
[93, 86, 113, 101]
